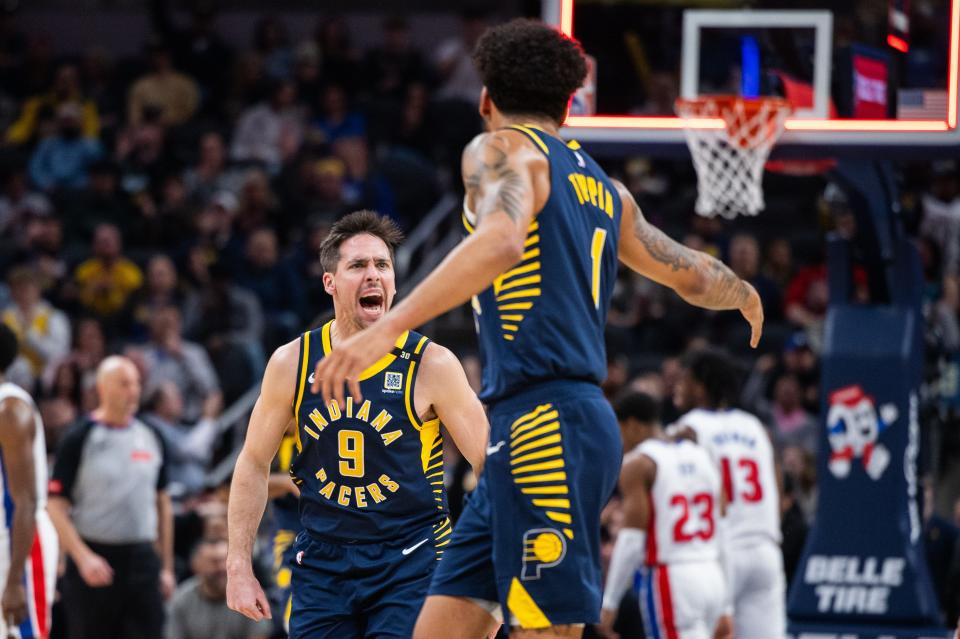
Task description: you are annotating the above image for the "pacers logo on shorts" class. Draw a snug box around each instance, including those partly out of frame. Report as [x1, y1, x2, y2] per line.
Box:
[521, 528, 567, 580]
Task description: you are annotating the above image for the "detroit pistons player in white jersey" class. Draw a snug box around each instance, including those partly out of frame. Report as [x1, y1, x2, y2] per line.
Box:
[0, 325, 58, 639]
[600, 392, 732, 639]
[673, 350, 785, 639]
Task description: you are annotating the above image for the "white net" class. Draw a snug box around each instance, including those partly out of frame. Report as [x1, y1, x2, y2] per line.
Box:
[676, 97, 791, 219]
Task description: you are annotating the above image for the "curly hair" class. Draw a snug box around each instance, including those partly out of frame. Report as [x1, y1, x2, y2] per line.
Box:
[682, 349, 742, 409]
[319, 210, 405, 273]
[473, 18, 587, 124]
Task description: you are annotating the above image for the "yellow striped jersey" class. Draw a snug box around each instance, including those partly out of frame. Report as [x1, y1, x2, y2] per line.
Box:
[464, 125, 622, 402]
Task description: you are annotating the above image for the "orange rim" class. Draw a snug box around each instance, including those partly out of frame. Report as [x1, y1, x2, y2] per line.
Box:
[675, 95, 792, 118]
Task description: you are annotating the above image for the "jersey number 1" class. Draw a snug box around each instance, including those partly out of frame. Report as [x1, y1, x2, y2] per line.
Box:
[590, 228, 607, 309]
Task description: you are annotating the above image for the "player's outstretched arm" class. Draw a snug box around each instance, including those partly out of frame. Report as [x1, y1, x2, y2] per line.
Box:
[226, 340, 298, 622]
[312, 130, 544, 407]
[418, 343, 489, 475]
[613, 180, 764, 348]
[0, 397, 37, 626]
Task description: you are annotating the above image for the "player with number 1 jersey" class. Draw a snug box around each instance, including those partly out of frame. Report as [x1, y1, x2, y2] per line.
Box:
[311, 19, 764, 638]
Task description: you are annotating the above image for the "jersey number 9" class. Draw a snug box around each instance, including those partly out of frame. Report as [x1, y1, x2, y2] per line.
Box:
[338, 430, 365, 477]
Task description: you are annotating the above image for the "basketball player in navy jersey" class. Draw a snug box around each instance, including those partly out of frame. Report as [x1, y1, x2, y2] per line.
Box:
[313, 19, 763, 639]
[226, 211, 488, 639]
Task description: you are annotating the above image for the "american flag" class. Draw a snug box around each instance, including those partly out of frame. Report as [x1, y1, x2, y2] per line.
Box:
[897, 89, 949, 120]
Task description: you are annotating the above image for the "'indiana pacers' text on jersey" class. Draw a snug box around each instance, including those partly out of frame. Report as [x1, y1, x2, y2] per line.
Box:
[464, 125, 622, 402]
[290, 321, 447, 542]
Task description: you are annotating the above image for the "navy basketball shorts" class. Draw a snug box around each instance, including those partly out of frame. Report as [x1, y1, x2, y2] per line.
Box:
[289, 517, 452, 639]
[429, 380, 623, 629]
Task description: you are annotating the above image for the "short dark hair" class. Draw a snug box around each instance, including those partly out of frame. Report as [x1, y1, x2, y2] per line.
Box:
[0, 324, 18, 373]
[613, 391, 660, 425]
[473, 18, 587, 124]
[319, 210, 405, 273]
[682, 349, 741, 408]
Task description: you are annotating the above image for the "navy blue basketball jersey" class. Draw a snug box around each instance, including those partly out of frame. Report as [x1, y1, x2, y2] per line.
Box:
[464, 125, 622, 403]
[289, 320, 447, 542]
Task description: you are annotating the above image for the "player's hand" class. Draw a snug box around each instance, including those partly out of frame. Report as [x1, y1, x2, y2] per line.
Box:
[311, 320, 400, 408]
[77, 551, 114, 587]
[739, 283, 763, 348]
[713, 613, 734, 639]
[597, 608, 620, 639]
[1, 582, 27, 627]
[226, 569, 272, 621]
[159, 568, 176, 600]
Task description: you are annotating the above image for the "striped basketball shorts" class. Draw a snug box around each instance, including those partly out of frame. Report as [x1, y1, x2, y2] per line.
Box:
[0, 510, 58, 639]
[429, 380, 622, 629]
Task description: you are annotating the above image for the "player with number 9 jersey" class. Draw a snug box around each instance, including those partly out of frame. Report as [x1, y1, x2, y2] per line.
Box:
[225, 211, 488, 639]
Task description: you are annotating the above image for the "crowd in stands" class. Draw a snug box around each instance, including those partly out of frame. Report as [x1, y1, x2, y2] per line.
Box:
[0, 3, 958, 637]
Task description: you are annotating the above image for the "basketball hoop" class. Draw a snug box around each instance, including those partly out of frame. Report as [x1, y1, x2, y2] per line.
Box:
[675, 96, 792, 219]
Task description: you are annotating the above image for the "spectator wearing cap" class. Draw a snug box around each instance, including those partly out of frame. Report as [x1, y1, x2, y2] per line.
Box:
[48, 355, 174, 639]
[1, 265, 70, 391]
[168, 539, 272, 639]
[6, 62, 100, 146]
[72, 223, 144, 323]
[230, 78, 304, 173]
[127, 40, 199, 128]
[28, 102, 103, 192]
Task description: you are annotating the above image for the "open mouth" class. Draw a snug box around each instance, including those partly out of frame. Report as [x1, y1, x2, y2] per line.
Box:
[359, 292, 384, 312]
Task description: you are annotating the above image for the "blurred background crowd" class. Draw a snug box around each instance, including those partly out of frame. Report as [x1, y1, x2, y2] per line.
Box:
[0, 0, 958, 637]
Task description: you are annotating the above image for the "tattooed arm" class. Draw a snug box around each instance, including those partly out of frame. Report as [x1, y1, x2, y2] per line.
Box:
[614, 180, 764, 347]
[375, 130, 545, 328]
[311, 130, 549, 405]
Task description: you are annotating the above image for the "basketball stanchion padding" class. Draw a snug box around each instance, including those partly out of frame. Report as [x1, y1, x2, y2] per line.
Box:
[675, 96, 792, 219]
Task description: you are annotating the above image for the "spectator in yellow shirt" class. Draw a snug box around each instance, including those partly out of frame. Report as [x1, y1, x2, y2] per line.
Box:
[6, 63, 100, 145]
[73, 224, 143, 321]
